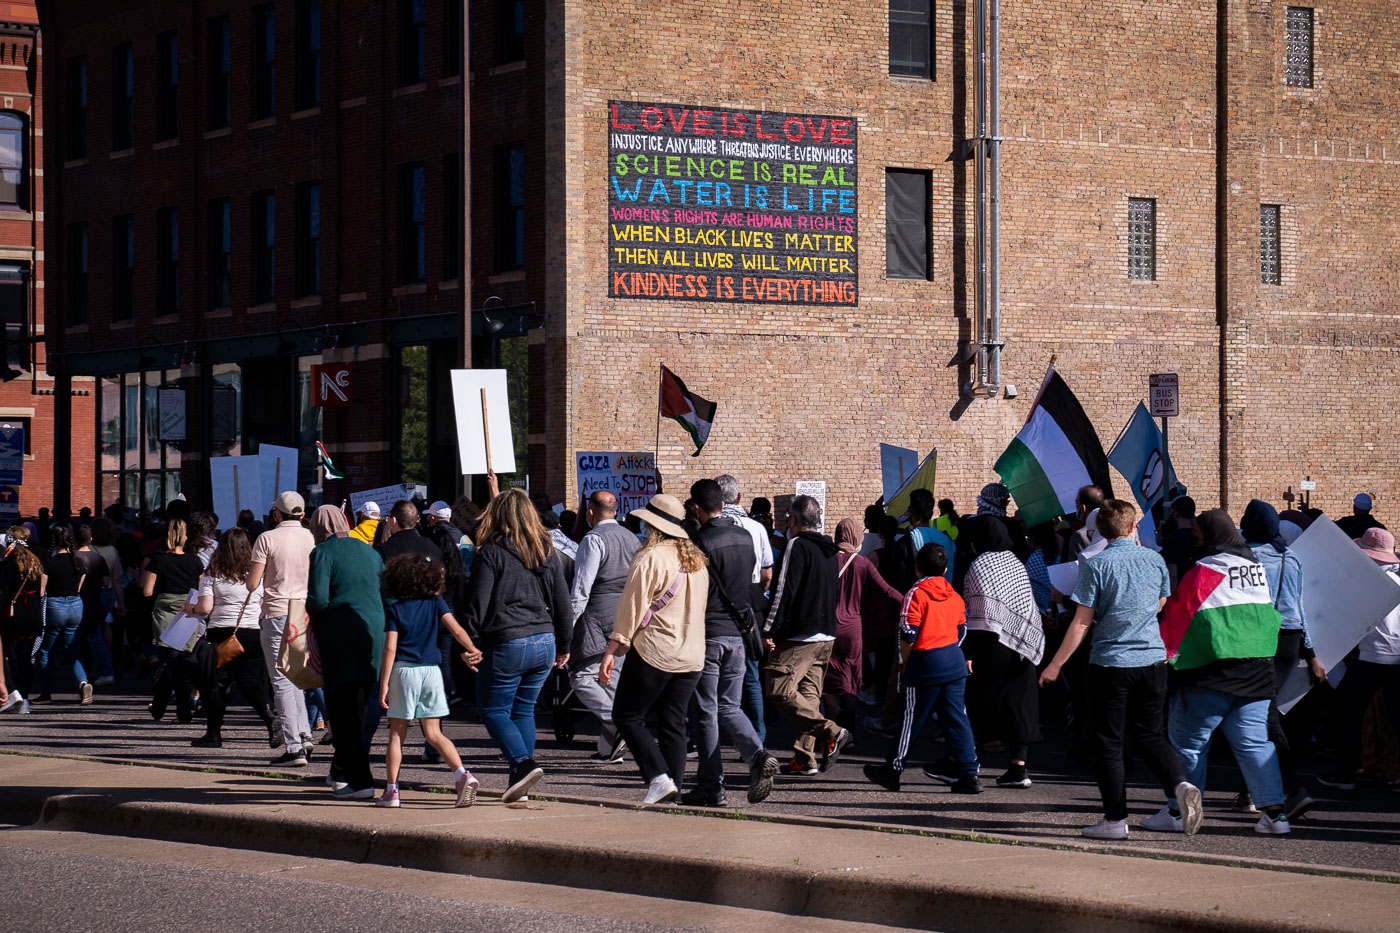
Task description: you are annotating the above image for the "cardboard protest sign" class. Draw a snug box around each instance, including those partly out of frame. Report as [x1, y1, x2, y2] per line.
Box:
[451, 369, 516, 475]
[1278, 516, 1400, 713]
[350, 484, 410, 517]
[258, 445, 300, 518]
[209, 456, 263, 531]
[576, 452, 658, 519]
[880, 444, 918, 504]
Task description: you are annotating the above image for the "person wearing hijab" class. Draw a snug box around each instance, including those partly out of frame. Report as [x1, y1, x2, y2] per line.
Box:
[957, 517, 1043, 788]
[1153, 509, 1290, 836]
[307, 504, 386, 798]
[1238, 500, 1322, 820]
[954, 482, 1025, 593]
[823, 518, 903, 731]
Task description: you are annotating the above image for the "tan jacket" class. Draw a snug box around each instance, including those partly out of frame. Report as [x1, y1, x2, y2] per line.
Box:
[610, 541, 708, 673]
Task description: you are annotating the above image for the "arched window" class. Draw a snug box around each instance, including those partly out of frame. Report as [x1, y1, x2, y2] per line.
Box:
[0, 112, 24, 208]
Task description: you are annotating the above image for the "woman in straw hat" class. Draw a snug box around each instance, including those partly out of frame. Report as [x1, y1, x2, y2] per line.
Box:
[598, 494, 710, 804]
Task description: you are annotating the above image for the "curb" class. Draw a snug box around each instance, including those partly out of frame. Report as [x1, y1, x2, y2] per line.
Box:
[0, 780, 1342, 933]
[3, 749, 1396, 887]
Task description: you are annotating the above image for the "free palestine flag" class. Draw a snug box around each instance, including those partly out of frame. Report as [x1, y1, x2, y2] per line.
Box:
[1161, 552, 1281, 670]
[1108, 402, 1177, 513]
[659, 365, 716, 457]
[315, 441, 345, 480]
[994, 367, 1114, 527]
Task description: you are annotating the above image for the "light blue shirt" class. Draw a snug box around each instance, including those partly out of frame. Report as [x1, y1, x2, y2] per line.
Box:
[907, 525, 956, 582]
[1248, 542, 1309, 648]
[1071, 538, 1171, 668]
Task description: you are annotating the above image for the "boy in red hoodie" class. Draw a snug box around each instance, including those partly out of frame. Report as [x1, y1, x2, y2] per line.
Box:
[864, 543, 982, 793]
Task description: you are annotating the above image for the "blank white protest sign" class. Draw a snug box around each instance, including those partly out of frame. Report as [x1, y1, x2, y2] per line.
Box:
[451, 369, 517, 475]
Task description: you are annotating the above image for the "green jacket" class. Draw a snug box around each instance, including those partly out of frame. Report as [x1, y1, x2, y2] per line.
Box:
[307, 536, 386, 688]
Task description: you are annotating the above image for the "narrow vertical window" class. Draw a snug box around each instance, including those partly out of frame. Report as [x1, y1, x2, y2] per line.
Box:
[399, 0, 426, 85]
[208, 17, 231, 129]
[68, 222, 88, 325]
[398, 163, 426, 284]
[0, 113, 25, 208]
[889, 1, 933, 79]
[1285, 8, 1314, 88]
[156, 30, 179, 142]
[113, 214, 134, 321]
[252, 4, 276, 120]
[443, 154, 462, 279]
[295, 0, 320, 110]
[444, 0, 464, 76]
[495, 0, 524, 64]
[112, 43, 134, 150]
[295, 180, 320, 297]
[1127, 197, 1156, 281]
[885, 169, 930, 279]
[156, 207, 179, 317]
[495, 145, 525, 272]
[1260, 204, 1281, 285]
[66, 56, 87, 160]
[208, 197, 231, 309]
[251, 190, 275, 304]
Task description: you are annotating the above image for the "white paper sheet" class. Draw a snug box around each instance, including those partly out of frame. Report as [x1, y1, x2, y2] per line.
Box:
[451, 369, 516, 475]
[158, 589, 203, 650]
[349, 484, 410, 517]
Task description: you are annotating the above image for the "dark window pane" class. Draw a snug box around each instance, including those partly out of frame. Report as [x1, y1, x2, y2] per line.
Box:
[443, 154, 461, 278]
[889, 0, 932, 79]
[495, 0, 524, 64]
[885, 169, 930, 279]
[156, 30, 179, 141]
[113, 214, 134, 321]
[252, 191, 275, 303]
[208, 197, 231, 309]
[398, 163, 426, 283]
[295, 0, 320, 109]
[68, 222, 88, 325]
[112, 44, 134, 150]
[208, 17, 231, 129]
[494, 145, 525, 272]
[67, 56, 87, 160]
[295, 180, 320, 297]
[156, 207, 179, 317]
[252, 5, 276, 120]
[444, 1, 463, 76]
[399, 0, 426, 85]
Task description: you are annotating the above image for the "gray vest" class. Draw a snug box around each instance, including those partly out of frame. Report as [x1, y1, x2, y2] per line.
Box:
[573, 521, 641, 661]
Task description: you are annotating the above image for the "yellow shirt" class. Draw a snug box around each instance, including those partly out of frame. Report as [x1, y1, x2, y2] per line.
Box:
[349, 518, 378, 545]
[610, 541, 708, 673]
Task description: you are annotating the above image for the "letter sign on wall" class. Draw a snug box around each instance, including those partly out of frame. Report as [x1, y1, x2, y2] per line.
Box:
[311, 363, 353, 407]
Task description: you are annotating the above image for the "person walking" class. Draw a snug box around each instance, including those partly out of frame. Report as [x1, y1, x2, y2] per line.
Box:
[714, 474, 773, 745]
[375, 554, 484, 809]
[460, 488, 572, 803]
[144, 518, 206, 721]
[599, 494, 709, 805]
[762, 494, 850, 776]
[864, 543, 981, 793]
[1041, 499, 1203, 840]
[686, 479, 780, 806]
[1153, 509, 1291, 836]
[189, 528, 279, 749]
[959, 519, 1044, 789]
[568, 490, 639, 764]
[74, 525, 116, 688]
[36, 527, 91, 705]
[376, 501, 443, 564]
[247, 492, 316, 767]
[823, 517, 902, 730]
[0, 527, 45, 711]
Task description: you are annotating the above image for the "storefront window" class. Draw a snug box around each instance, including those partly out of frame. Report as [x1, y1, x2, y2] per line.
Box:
[397, 344, 429, 487]
[100, 376, 120, 472]
[296, 354, 323, 493]
[498, 335, 529, 480]
[210, 363, 242, 457]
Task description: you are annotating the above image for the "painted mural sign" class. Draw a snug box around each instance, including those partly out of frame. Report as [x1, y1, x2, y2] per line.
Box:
[607, 100, 858, 306]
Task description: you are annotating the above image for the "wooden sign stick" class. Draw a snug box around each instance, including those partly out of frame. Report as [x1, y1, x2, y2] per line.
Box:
[233, 464, 241, 514]
[480, 388, 494, 475]
[274, 459, 282, 498]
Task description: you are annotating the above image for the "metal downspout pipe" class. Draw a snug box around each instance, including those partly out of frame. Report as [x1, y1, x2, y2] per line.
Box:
[973, 0, 989, 393]
[969, 0, 1003, 398]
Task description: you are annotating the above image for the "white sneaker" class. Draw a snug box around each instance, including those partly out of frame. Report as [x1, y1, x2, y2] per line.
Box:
[642, 774, 678, 805]
[1254, 812, 1291, 835]
[1081, 818, 1129, 840]
[1174, 781, 1204, 836]
[0, 691, 27, 714]
[1141, 806, 1183, 832]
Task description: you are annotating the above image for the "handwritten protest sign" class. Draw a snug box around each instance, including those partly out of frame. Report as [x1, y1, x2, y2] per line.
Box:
[576, 452, 658, 519]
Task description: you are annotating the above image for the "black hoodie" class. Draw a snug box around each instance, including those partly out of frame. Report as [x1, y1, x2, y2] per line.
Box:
[764, 530, 841, 642]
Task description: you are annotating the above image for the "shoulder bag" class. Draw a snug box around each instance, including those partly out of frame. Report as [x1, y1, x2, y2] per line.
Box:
[277, 598, 324, 689]
[693, 537, 765, 659]
[215, 588, 255, 667]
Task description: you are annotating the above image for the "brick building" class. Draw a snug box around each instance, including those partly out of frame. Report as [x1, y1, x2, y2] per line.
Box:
[0, 2, 93, 519]
[39, 1, 1400, 526]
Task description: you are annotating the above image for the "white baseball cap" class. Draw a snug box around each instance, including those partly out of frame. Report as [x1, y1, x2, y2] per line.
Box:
[428, 500, 452, 520]
[358, 501, 381, 518]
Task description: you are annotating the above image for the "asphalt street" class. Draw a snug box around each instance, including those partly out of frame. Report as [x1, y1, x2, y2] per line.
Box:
[4, 681, 1398, 875]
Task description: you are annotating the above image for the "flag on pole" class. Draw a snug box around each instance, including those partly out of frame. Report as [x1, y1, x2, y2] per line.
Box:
[884, 450, 938, 522]
[994, 365, 1114, 527]
[659, 365, 716, 457]
[1107, 402, 1177, 514]
[315, 441, 345, 480]
[1161, 554, 1281, 669]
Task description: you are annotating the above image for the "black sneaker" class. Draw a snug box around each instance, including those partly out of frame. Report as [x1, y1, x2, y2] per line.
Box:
[191, 733, 222, 748]
[271, 750, 308, 768]
[503, 758, 544, 804]
[820, 728, 853, 772]
[267, 715, 284, 749]
[996, 764, 1032, 788]
[422, 745, 442, 765]
[951, 775, 983, 795]
[1316, 772, 1357, 791]
[921, 756, 961, 785]
[863, 762, 901, 792]
[680, 787, 728, 807]
[747, 753, 779, 804]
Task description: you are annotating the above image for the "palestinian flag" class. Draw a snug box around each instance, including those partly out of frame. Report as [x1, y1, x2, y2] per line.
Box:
[1161, 553, 1281, 670]
[315, 441, 345, 480]
[659, 365, 716, 457]
[994, 367, 1114, 527]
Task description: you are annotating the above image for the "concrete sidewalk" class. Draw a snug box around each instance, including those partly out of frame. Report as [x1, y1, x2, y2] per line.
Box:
[0, 753, 1393, 933]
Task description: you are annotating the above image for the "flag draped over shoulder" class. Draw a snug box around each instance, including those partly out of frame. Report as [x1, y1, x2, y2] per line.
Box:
[659, 365, 716, 457]
[1161, 553, 1281, 670]
[1108, 402, 1177, 513]
[994, 368, 1114, 527]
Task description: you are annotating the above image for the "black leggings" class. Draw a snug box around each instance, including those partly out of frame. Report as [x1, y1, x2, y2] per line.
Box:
[151, 646, 195, 722]
[199, 628, 273, 734]
[3, 632, 36, 697]
[963, 630, 1040, 761]
[612, 651, 701, 787]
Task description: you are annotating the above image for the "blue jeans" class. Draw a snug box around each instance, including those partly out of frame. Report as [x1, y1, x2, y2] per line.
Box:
[691, 636, 766, 792]
[1169, 685, 1285, 809]
[305, 687, 327, 726]
[889, 675, 978, 775]
[477, 632, 554, 765]
[38, 596, 87, 695]
[742, 655, 767, 744]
